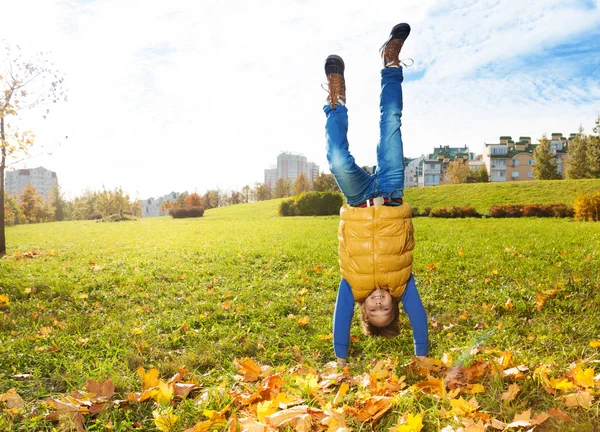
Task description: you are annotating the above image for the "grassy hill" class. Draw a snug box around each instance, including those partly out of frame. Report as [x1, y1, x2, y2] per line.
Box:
[403, 178, 600, 213]
[2, 196, 600, 430]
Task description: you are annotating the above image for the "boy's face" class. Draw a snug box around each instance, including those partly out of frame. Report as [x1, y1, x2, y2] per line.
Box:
[364, 288, 394, 327]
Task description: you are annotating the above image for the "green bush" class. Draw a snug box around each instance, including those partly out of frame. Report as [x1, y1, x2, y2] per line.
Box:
[169, 207, 205, 218]
[96, 214, 137, 223]
[278, 200, 295, 216]
[574, 190, 600, 221]
[278, 192, 343, 216]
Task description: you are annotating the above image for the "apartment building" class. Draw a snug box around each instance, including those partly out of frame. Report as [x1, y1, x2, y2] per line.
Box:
[483, 134, 571, 182]
[5, 166, 58, 199]
[264, 152, 320, 188]
[141, 191, 181, 217]
[412, 145, 478, 186]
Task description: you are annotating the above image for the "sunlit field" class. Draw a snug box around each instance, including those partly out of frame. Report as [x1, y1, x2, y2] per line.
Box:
[1, 198, 599, 431]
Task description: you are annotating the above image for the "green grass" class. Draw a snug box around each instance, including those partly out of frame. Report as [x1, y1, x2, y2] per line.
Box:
[1, 198, 600, 430]
[403, 178, 600, 213]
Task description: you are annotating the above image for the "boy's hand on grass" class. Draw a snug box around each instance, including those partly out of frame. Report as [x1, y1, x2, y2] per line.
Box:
[337, 357, 347, 368]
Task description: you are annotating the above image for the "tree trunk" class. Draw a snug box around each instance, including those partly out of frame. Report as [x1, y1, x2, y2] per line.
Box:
[0, 116, 6, 255]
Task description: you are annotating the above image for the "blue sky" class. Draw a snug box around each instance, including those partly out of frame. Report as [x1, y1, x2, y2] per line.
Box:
[1, 0, 599, 199]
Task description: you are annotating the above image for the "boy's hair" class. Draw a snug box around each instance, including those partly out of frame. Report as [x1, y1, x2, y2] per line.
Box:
[359, 297, 401, 338]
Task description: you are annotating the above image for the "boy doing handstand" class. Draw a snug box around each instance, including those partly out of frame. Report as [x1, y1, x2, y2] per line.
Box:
[323, 23, 428, 367]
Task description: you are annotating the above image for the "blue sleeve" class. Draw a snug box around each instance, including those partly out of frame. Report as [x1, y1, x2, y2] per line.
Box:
[333, 278, 355, 359]
[401, 274, 429, 356]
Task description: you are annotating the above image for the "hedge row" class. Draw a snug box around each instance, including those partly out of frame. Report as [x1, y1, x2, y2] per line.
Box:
[409, 203, 575, 218]
[279, 192, 344, 216]
[169, 207, 205, 218]
[487, 203, 573, 218]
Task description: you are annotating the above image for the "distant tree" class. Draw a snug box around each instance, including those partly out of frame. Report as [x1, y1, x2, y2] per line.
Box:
[565, 127, 589, 179]
[587, 116, 600, 178]
[97, 187, 130, 216]
[241, 185, 250, 203]
[274, 178, 292, 198]
[293, 173, 311, 195]
[533, 135, 561, 180]
[445, 159, 470, 184]
[312, 173, 339, 192]
[160, 200, 173, 213]
[49, 184, 66, 221]
[20, 185, 42, 223]
[0, 43, 66, 254]
[253, 182, 271, 201]
[35, 198, 54, 223]
[3, 192, 24, 225]
[466, 165, 489, 183]
[128, 200, 141, 217]
[229, 190, 243, 205]
[186, 192, 204, 208]
[203, 189, 221, 209]
[72, 190, 98, 220]
[175, 193, 187, 209]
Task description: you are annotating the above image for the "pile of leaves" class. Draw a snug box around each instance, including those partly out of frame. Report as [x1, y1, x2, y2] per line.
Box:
[2, 346, 599, 431]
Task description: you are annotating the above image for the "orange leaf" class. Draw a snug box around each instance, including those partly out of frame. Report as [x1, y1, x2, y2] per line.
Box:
[0, 388, 25, 409]
[548, 407, 572, 421]
[347, 395, 392, 422]
[85, 379, 116, 399]
[561, 391, 594, 408]
[411, 376, 446, 398]
[297, 316, 309, 327]
[501, 383, 520, 402]
[233, 357, 261, 382]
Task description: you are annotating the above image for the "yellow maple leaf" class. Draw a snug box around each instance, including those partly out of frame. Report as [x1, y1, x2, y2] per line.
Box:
[296, 373, 319, 394]
[333, 383, 349, 406]
[589, 339, 600, 348]
[0, 294, 9, 305]
[138, 367, 160, 390]
[153, 408, 179, 432]
[549, 377, 574, 391]
[533, 365, 552, 387]
[465, 383, 485, 394]
[256, 399, 278, 423]
[154, 381, 173, 405]
[573, 367, 595, 388]
[389, 412, 424, 431]
[410, 376, 446, 398]
[191, 407, 229, 431]
[297, 316, 309, 327]
[449, 397, 479, 417]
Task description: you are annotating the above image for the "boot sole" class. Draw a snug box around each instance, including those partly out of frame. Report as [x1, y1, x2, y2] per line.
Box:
[325, 55, 345, 76]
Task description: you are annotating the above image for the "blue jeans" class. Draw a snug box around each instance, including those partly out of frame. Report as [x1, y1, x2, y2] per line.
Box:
[324, 67, 405, 206]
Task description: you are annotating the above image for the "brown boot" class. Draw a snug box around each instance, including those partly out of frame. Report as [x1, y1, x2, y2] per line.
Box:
[380, 23, 411, 68]
[324, 55, 346, 108]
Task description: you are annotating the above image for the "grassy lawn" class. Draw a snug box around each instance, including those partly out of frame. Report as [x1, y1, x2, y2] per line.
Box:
[1, 198, 599, 431]
[403, 178, 600, 213]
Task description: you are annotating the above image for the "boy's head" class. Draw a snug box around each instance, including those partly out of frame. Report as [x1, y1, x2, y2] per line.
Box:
[359, 288, 400, 338]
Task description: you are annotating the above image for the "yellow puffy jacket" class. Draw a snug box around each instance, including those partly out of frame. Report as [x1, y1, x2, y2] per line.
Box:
[338, 203, 414, 302]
